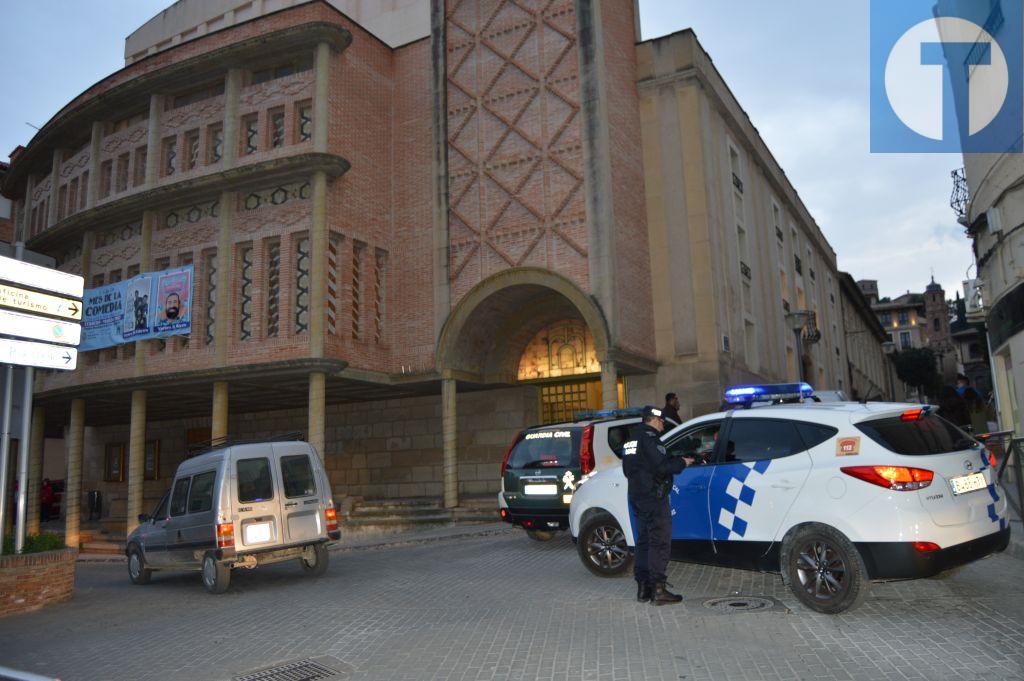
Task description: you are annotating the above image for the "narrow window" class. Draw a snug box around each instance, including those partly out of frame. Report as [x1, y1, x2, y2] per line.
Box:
[78, 172, 88, 210]
[185, 130, 200, 170]
[163, 137, 177, 176]
[242, 115, 258, 155]
[239, 245, 253, 340]
[269, 108, 285, 149]
[205, 251, 217, 345]
[133, 147, 147, 187]
[297, 101, 312, 143]
[67, 178, 79, 217]
[374, 249, 386, 344]
[294, 236, 310, 334]
[351, 242, 364, 340]
[266, 239, 281, 338]
[100, 160, 113, 198]
[327, 235, 341, 335]
[208, 124, 223, 164]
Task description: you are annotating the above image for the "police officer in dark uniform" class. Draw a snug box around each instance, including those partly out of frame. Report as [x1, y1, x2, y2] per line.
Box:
[622, 406, 692, 605]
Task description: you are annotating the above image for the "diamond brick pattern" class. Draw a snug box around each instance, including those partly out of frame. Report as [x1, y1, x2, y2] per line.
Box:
[446, 0, 588, 303]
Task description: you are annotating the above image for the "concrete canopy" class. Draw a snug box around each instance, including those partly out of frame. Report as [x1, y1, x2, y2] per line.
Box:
[436, 268, 611, 385]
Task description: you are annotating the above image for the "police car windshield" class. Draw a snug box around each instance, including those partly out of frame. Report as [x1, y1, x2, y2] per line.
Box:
[507, 428, 582, 469]
[856, 414, 976, 455]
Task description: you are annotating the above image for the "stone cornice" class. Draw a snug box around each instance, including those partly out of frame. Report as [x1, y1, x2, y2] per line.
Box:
[28, 152, 350, 251]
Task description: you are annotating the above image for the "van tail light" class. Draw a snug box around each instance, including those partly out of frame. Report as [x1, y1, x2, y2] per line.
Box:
[325, 506, 339, 533]
[216, 523, 234, 549]
[500, 432, 522, 477]
[841, 466, 933, 491]
[913, 541, 940, 553]
[580, 425, 595, 476]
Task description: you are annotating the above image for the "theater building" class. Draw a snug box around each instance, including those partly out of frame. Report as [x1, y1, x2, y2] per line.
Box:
[1, 0, 851, 542]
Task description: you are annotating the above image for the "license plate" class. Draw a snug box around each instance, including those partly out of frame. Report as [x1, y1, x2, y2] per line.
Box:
[949, 472, 987, 496]
[244, 522, 271, 544]
[523, 484, 558, 496]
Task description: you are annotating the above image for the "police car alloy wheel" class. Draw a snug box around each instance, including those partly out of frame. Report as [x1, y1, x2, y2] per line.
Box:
[578, 512, 633, 577]
[780, 524, 868, 614]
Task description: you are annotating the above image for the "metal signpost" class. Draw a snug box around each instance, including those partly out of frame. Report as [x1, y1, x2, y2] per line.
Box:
[0, 245, 83, 555]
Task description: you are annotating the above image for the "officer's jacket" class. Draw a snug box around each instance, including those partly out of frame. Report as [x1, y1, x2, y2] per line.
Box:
[622, 424, 687, 500]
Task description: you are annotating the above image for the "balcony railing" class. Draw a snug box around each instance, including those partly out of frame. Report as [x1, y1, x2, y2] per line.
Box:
[951, 167, 969, 222]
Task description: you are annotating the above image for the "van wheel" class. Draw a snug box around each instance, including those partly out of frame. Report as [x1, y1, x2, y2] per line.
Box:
[201, 552, 231, 594]
[300, 543, 330, 576]
[526, 529, 556, 541]
[127, 545, 151, 585]
[781, 524, 867, 614]
[578, 512, 633, 578]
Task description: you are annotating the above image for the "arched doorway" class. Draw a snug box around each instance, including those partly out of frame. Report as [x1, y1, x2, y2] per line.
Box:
[435, 268, 618, 507]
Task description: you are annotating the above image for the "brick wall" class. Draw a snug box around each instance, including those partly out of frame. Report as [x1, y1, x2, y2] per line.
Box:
[0, 548, 76, 618]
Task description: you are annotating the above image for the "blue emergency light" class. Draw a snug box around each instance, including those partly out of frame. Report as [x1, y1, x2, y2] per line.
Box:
[724, 382, 814, 405]
[573, 407, 644, 421]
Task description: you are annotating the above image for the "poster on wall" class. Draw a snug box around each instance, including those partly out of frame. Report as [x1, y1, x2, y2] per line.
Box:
[80, 265, 193, 351]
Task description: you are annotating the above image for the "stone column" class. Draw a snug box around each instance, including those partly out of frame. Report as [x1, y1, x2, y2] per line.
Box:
[65, 398, 85, 549]
[144, 95, 163, 187]
[309, 172, 328, 358]
[46, 148, 64, 228]
[135, 210, 156, 376]
[126, 390, 146, 535]
[214, 191, 235, 366]
[25, 407, 45, 535]
[313, 42, 330, 153]
[85, 121, 104, 209]
[308, 372, 326, 460]
[212, 382, 229, 442]
[442, 376, 458, 509]
[222, 69, 243, 170]
[600, 360, 617, 410]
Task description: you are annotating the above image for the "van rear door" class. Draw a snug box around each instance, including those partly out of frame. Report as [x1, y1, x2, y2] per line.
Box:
[232, 444, 284, 553]
[274, 443, 326, 544]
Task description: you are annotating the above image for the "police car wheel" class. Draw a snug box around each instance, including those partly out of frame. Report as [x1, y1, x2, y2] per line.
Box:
[578, 513, 633, 578]
[781, 525, 867, 614]
[526, 529, 557, 541]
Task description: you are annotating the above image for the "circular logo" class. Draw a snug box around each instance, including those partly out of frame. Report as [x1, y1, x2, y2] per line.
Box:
[885, 17, 1008, 139]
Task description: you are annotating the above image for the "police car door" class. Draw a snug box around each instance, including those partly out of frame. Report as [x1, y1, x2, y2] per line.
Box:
[706, 416, 812, 568]
[663, 419, 724, 563]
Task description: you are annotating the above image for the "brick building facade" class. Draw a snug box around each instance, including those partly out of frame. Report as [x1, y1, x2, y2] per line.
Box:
[1, 0, 855, 541]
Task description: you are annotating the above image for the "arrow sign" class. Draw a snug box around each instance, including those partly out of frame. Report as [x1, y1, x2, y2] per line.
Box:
[0, 308, 81, 346]
[0, 254, 84, 298]
[0, 337, 78, 370]
[0, 283, 82, 320]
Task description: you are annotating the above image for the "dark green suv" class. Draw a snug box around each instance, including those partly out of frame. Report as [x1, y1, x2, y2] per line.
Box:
[498, 411, 641, 541]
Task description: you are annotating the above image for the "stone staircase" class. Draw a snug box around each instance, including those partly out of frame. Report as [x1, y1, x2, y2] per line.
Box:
[79, 529, 125, 556]
[341, 495, 500, 537]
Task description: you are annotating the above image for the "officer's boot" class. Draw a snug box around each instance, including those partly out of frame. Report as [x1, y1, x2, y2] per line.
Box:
[651, 582, 683, 606]
[636, 581, 653, 603]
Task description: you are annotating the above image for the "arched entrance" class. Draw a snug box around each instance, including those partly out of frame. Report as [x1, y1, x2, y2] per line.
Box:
[436, 268, 619, 507]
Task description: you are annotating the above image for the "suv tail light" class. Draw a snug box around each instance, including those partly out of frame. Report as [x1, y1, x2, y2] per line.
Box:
[580, 425, 595, 475]
[325, 506, 339, 533]
[216, 522, 234, 549]
[900, 407, 930, 421]
[500, 432, 522, 477]
[841, 466, 933, 491]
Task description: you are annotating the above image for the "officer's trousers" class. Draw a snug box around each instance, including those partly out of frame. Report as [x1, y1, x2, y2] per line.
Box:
[630, 495, 672, 584]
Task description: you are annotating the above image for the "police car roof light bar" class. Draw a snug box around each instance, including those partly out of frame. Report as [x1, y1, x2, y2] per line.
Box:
[573, 407, 644, 422]
[723, 382, 814, 405]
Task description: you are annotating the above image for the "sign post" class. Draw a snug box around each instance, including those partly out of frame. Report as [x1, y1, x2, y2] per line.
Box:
[0, 245, 84, 555]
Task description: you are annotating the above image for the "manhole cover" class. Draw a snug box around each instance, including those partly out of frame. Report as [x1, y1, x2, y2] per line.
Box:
[701, 596, 776, 612]
[233, 656, 353, 681]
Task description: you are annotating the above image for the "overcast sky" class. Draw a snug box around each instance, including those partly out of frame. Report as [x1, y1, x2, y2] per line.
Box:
[0, 0, 970, 300]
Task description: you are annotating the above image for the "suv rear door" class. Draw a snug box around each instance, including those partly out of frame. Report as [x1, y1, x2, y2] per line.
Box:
[274, 443, 325, 545]
[504, 427, 581, 509]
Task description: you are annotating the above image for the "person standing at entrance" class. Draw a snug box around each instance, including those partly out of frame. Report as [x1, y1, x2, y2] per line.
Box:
[662, 393, 682, 427]
[622, 406, 692, 605]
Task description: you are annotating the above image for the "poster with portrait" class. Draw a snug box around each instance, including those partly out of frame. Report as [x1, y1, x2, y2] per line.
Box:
[79, 264, 194, 351]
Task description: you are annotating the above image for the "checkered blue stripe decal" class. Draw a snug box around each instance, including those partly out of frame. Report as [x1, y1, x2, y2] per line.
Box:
[978, 449, 1006, 530]
[713, 460, 770, 540]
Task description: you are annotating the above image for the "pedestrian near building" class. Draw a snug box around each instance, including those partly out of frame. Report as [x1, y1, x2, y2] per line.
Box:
[662, 393, 682, 427]
[622, 406, 693, 605]
[937, 386, 970, 430]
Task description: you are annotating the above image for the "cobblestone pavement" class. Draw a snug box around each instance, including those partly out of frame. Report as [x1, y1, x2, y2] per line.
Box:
[1, 529, 1023, 681]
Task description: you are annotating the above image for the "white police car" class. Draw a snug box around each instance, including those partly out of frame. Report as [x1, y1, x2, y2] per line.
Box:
[569, 384, 1011, 613]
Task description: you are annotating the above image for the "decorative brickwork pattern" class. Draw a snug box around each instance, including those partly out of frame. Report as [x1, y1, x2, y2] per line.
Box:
[239, 245, 254, 340]
[0, 548, 77, 619]
[445, 0, 588, 303]
[266, 239, 281, 338]
[373, 249, 386, 345]
[294, 236, 311, 334]
[205, 252, 218, 345]
[327, 235, 341, 336]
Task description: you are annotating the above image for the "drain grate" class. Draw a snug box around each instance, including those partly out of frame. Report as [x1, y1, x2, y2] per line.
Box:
[233, 656, 352, 681]
[701, 596, 777, 613]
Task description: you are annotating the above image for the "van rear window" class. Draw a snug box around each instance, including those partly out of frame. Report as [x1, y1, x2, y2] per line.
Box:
[856, 414, 975, 455]
[281, 455, 316, 498]
[237, 458, 274, 502]
[506, 429, 581, 470]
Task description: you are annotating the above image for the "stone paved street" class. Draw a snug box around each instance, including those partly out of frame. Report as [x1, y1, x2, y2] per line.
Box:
[1, 527, 1023, 681]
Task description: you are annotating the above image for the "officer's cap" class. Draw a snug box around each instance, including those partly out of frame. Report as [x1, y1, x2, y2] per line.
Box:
[642, 405, 664, 421]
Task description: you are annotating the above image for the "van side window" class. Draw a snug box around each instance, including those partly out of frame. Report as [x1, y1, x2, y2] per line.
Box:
[187, 471, 216, 513]
[281, 455, 316, 498]
[237, 458, 274, 503]
[169, 477, 191, 516]
[607, 425, 635, 459]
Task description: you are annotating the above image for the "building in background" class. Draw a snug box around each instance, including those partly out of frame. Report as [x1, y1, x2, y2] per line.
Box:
[635, 30, 849, 414]
[838, 273, 894, 401]
[949, 294, 992, 399]
[1, 0, 866, 542]
[0, 162, 13, 243]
